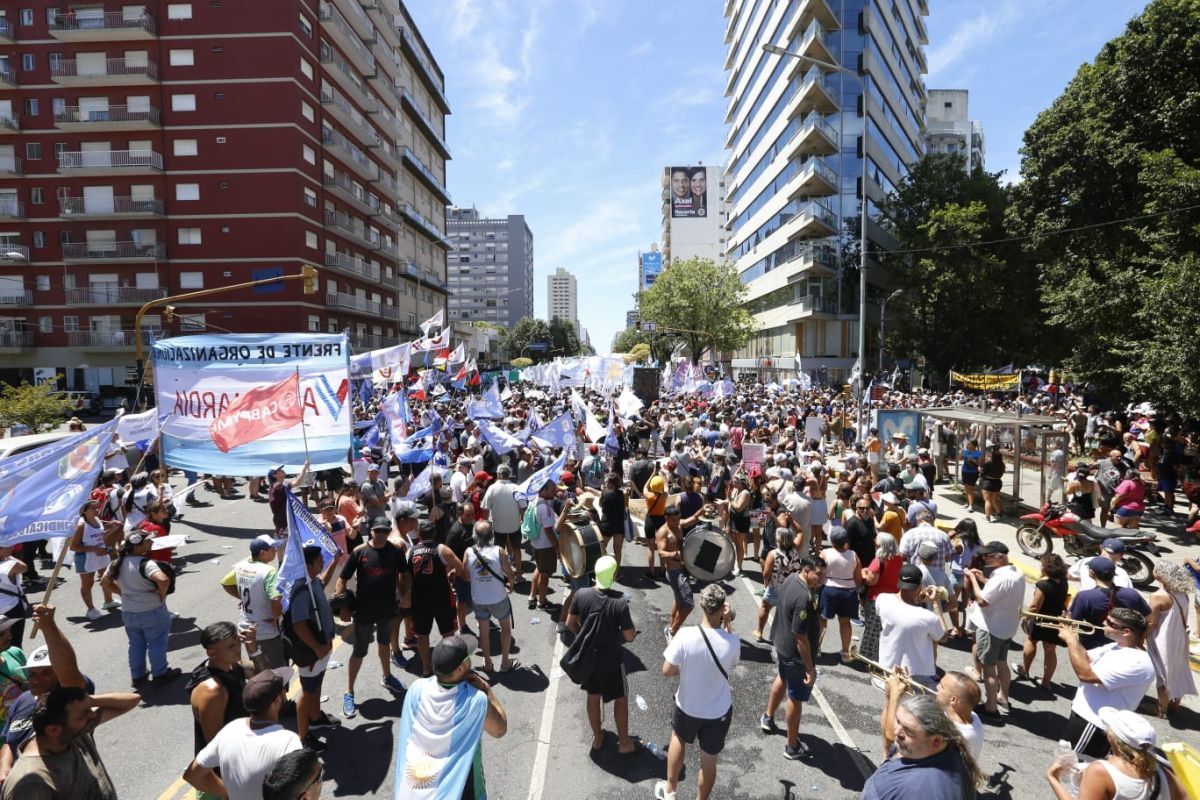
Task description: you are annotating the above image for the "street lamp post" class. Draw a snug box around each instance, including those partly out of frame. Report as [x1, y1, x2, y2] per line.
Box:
[762, 43, 869, 428]
[878, 288, 903, 373]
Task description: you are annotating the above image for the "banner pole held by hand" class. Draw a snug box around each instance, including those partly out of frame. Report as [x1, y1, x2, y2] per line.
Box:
[28, 539, 72, 640]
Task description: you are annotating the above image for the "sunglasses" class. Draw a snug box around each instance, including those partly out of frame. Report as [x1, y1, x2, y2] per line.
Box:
[855, 506, 872, 511]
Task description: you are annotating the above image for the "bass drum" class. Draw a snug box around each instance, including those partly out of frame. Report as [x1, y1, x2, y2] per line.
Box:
[682, 523, 735, 583]
[559, 519, 608, 579]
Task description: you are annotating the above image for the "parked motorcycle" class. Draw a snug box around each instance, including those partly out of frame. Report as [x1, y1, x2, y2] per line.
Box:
[1015, 503, 1159, 588]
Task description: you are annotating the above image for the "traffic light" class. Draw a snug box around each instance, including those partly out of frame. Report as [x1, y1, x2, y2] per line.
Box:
[164, 305, 176, 322]
[301, 264, 319, 295]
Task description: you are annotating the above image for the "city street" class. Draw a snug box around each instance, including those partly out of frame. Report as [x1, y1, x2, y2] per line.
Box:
[38, 471, 1197, 800]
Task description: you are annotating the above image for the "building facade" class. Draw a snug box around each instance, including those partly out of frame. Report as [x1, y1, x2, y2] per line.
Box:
[660, 163, 727, 266]
[724, 0, 929, 381]
[0, 0, 450, 397]
[546, 266, 577, 333]
[445, 206, 533, 329]
[924, 89, 983, 172]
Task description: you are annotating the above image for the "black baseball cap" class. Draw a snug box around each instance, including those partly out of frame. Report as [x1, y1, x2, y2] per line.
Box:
[898, 564, 923, 590]
[978, 540, 1009, 556]
[431, 635, 470, 676]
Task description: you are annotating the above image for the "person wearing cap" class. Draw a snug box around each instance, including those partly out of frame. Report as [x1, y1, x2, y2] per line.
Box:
[1046, 706, 1186, 800]
[482, 464, 526, 584]
[528, 479, 561, 611]
[818, 528, 863, 663]
[565, 556, 641, 755]
[1068, 539, 1133, 591]
[877, 492, 905, 538]
[0, 685, 140, 800]
[581, 443, 606, 491]
[876, 564, 946, 689]
[964, 541, 1025, 718]
[656, 584, 739, 800]
[101, 528, 181, 687]
[1058, 607, 1157, 760]
[282, 545, 339, 752]
[185, 668, 302, 800]
[468, 470, 492, 521]
[1068, 557, 1152, 650]
[220, 535, 286, 668]
[269, 462, 311, 538]
[408, 520, 468, 678]
[358, 461, 389, 532]
[761, 555, 825, 760]
[394, 635, 507, 798]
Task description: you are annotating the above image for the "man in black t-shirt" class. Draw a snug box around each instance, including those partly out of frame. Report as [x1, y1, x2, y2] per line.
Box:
[844, 499, 877, 571]
[628, 449, 653, 499]
[443, 504, 476, 633]
[335, 522, 410, 719]
[762, 556, 825, 761]
[409, 521, 468, 677]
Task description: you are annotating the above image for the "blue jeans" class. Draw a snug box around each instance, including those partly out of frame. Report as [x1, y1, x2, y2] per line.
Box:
[123, 605, 171, 679]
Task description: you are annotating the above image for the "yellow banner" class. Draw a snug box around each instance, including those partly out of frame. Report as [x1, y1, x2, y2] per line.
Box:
[950, 371, 1020, 391]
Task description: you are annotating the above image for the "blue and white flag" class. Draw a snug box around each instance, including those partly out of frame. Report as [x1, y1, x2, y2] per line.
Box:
[515, 452, 568, 500]
[478, 420, 523, 456]
[393, 678, 488, 800]
[400, 463, 435, 500]
[278, 488, 341, 613]
[357, 379, 375, 408]
[381, 390, 411, 442]
[529, 411, 575, 451]
[603, 405, 621, 456]
[0, 416, 121, 546]
[360, 412, 386, 449]
[466, 381, 504, 420]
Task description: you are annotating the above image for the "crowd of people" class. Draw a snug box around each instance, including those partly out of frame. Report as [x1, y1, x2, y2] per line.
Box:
[0, 379, 1196, 799]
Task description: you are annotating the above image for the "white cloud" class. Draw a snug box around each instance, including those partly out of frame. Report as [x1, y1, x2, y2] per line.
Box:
[444, 0, 483, 42]
[927, 2, 1020, 80]
[628, 40, 652, 57]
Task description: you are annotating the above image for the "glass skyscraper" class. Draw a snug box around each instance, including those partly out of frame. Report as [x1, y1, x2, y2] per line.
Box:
[723, 0, 929, 380]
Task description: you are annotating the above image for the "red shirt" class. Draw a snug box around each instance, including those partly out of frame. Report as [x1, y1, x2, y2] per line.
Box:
[867, 555, 904, 599]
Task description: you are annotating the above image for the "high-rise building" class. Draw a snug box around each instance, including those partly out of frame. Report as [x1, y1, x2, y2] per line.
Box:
[660, 164, 727, 266]
[445, 206, 533, 328]
[546, 266, 577, 333]
[924, 89, 984, 172]
[723, 0, 929, 381]
[0, 0, 450, 395]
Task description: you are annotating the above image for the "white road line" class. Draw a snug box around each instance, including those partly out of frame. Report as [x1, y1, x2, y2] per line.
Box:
[525, 630, 567, 800]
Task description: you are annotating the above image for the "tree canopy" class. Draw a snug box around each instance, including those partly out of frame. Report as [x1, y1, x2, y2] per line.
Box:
[0, 380, 74, 433]
[637, 257, 754, 365]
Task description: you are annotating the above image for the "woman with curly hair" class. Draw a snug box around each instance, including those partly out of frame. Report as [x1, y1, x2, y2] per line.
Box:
[1146, 561, 1197, 717]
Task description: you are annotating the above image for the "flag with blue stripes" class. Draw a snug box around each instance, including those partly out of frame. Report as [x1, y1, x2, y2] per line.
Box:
[278, 488, 342, 612]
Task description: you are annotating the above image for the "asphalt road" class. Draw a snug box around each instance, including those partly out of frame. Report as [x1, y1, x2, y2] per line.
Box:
[41, 473, 1200, 800]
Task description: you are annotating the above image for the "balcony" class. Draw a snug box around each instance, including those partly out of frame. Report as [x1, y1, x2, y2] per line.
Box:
[322, 128, 379, 182]
[65, 286, 167, 305]
[0, 199, 25, 219]
[796, 0, 841, 31]
[791, 19, 837, 67]
[348, 332, 388, 350]
[399, 88, 451, 159]
[326, 291, 383, 316]
[331, 0, 376, 40]
[785, 158, 838, 198]
[785, 199, 838, 240]
[319, 3, 376, 76]
[784, 111, 839, 159]
[319, 85, 381, 141]
[324, 251, 381, 283]
[0, 64, 15, 88]
[0, 244, 30, 262]
[51, 57, 158, 85]
[401, 147, 451, 204]
[0, 291, 33, 306]
[0, 18, 14, 43]
[60, 196, 164, 219]
[372, 169, 397, 196]
[57, 149, 163, 175]
[373, 37, 402, 82]
[324, 209, 382, 250]
[398, 26, 450, 113]
[49, 10, 157, 40]
[402, 260, 449, 293]
[0, 112, 18, 134]
[0, 156, 21, 176]
[741, 241, 838, 303]
[793, 291, 840, 316]
[0, 332, 35, 351]
[68, 329, 152, 350]
[324, 170, 381, 217]
[399, 204, 452, 250]
[320, 46, 377, 109]
[786, 67, 840, 117]
[54, 105, 160, 131]
[62, 241, 165, 262]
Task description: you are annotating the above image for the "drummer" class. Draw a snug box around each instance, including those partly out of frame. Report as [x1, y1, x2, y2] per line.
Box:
[555, 495, 601, 633]
[657, 505, 695, 642]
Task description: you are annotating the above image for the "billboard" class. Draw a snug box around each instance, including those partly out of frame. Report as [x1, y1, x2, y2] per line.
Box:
[640, 251, 662, 290]
[668, 165, 709, 218]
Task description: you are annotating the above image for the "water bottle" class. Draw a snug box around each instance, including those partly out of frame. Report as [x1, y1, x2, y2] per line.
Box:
[529, 616, 541, 625]
[647, 742, 664, 759]
[328, 660, 344, 670]
[635, 695, 648, 711]
[1054, 740, 1082, 798]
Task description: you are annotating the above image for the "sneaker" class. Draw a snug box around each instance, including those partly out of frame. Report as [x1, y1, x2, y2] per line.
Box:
[783, 741, 810, 760]
[342, 692, 357, 718]
[730, 567, 741, 578]
[131, 675, 150, 688]
[760, 713, 778, 733]
[391, 650, 407, 669]
[663, 625, 673, 644]
[101, 600, 121, 611]
[153, 667, 182, 683]
[85, 608, 102, 621]
[653, 780, 677, 800]
[301, 733, 328, 753]
[309, 711, 341, 730]
[382, 675, 405, 695]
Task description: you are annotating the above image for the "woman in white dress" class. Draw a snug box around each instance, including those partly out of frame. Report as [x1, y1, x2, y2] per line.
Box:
[1146, 561, 1197, 717]
[70, 499, 122, 620]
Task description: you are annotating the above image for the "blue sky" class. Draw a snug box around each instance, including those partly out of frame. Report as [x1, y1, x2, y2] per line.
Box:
[413, 0, 1148, 355]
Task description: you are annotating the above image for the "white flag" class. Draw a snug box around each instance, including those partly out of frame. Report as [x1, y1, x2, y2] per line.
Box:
[420, 309, 444, 337]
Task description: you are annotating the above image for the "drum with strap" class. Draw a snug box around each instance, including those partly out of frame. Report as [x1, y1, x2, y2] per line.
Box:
[559, 513, 608, 578]
[682, 522, 735, 582]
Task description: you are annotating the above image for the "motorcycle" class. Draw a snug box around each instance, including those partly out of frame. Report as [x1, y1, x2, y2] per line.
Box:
[1014, 502, 1159, 588]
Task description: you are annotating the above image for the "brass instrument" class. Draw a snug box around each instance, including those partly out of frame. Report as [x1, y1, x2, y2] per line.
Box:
[848, 647, 933, 695]
[1020, 609, 1096, 635]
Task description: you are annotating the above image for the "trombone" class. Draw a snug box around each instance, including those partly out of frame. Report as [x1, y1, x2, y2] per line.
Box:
[848, 647, 933, 695]
[1020, 609, 1097, 635]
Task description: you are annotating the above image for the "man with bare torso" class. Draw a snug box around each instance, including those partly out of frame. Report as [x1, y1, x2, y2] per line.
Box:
[657, 505, 695, 641]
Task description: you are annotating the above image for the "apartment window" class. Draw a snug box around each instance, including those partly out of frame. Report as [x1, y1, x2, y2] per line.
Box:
[175, 183, 200, 201]
[34, 275, 49, 291]
[58, 231, 72, 245]
[305, 231, 318, 249]
[169, 49, 194, 66]
[51, 97, 64, 116]
[177, 227, 202, 245]
[38, 317, 52, 334]
[30, 187, 42, 204]
[167, 4, 193, 20]
[48, 53, 63, 70]
[33, 231, 45, 247]
[25, 143, 40, 160]
[299, 58, 313, 80]
[302, 145, 315, 165]
[303, 187, 317, 207]
[171, 94, 196, 112]
[299, 14, 312, 37]
[20, 54, 35, 72]
[179, 271, 203, 289]
[23, 99, 37, 117]
[53, 143, 66, 159]
[63, 316, 78, 331]
[19, 9, 34, 25]
[300, 101, 314, 122]
[173, 138, 198, 156]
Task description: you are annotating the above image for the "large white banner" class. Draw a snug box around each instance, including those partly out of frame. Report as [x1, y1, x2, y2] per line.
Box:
[153, 333, 352, 476]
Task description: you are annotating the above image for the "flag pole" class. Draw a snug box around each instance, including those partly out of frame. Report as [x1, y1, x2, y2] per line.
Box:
[296, 367, 310, 463]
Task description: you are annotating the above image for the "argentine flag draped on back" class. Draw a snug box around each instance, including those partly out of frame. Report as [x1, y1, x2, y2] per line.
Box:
[393, 677, 489, 799]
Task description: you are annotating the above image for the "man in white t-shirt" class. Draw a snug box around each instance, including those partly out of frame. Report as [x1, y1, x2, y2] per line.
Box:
[964, 541, 1025, 718]
[875, 565, 945, 686]
[528, 480, 560, 611]
[1067, 538, 1133, 590]
[449, 458, 474, 503]
[482, 465, 525, 583]
[1060, 606, 1156, 759]
[656, 584, 741, 800]
[184, 669, 301, 800]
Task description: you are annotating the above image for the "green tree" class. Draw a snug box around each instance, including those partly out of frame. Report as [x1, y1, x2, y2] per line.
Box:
[511, 357, 533, 369]
[638, 257, 754, 365]
[501, 317, 552, 362]
[0, 380, 74, 433]
[611, 325, 678, 365]
[1013, 0, 1200, 411]
[548, 317, 581, 358]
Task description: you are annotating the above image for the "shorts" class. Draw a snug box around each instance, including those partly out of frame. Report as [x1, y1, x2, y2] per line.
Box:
[672, 704, 734, 755]
[981, 477, 1003, 493]
[961, 472, 978, 487]
[777, 658, 813, 703]
[1063, 712, 1112, 759]
[730, 515, 750, 535]
[809, 500, 828, 525]
[666, 568, 694, 609]
[494, 530, 521, 549]
[298, 653, 330, 693]
[533, 546, 558, 574]
[644, 514, 665, 541]
[412, 605, 458, 638]
[351, 617, 395, 658]
[819, 585, 860, 620]
[454, 578, 472, 608]
[1114, 507, 1143, 519]
[1158, 475, 1178, 492]
[582, 664, 628, 702]
[762, 585, 779, 607]
[73, 551, 110, 575]
[473, 598, 512, 623]
[257, 635, 287, 669]
[974, 627, 1011, 666]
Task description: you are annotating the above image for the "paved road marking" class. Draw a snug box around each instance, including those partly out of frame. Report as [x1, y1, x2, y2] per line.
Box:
[525, 631, 568, 800]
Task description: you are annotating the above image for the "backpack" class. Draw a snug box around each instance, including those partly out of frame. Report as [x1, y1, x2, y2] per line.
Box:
[282, 581, 329, 668]
[520, 501, 541, 542]
[138, 557, 176, 595]
[559, 595, 618, 686]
